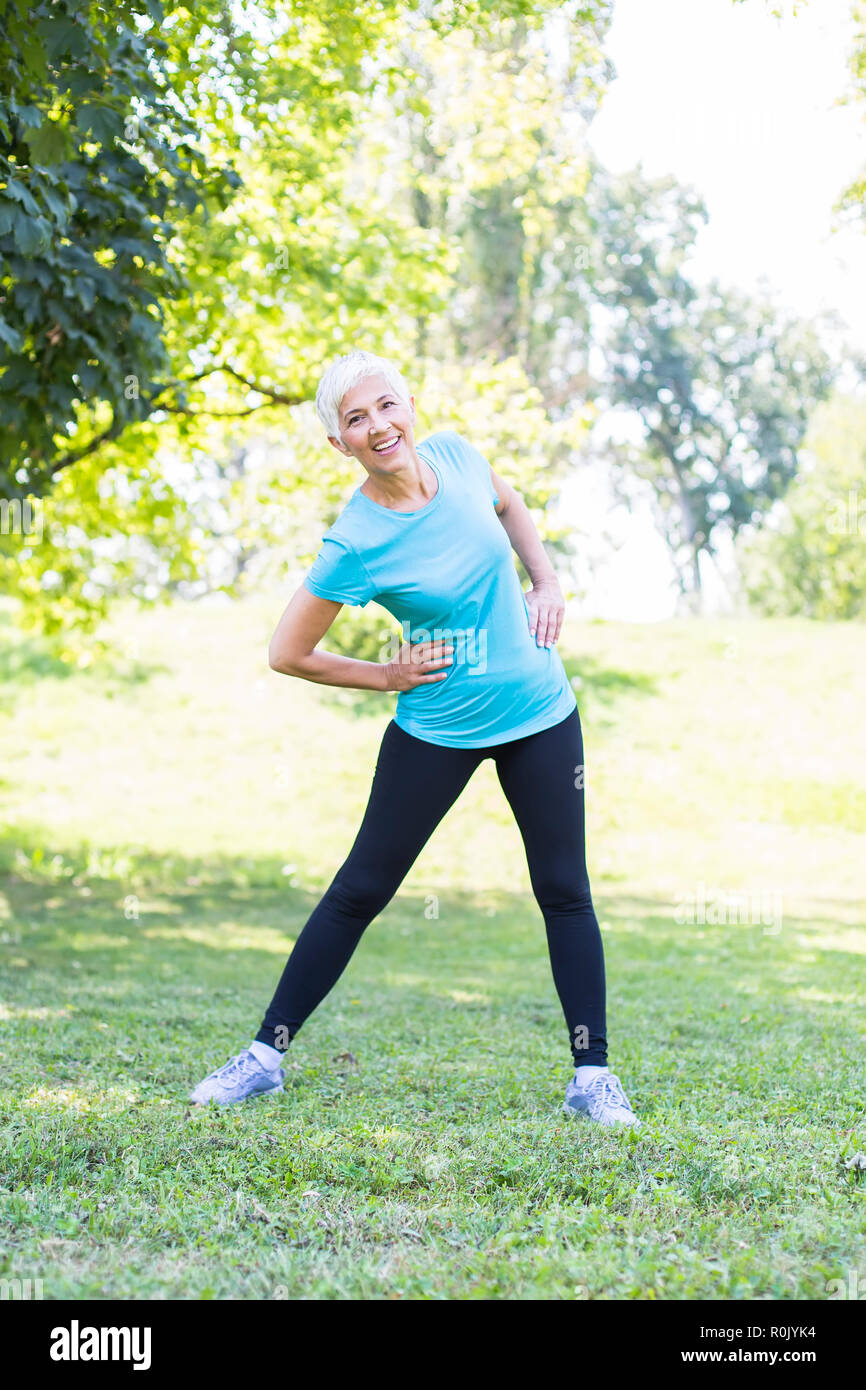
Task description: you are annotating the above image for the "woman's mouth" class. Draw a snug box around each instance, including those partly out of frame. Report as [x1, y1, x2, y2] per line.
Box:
[371, 435, 401, 456]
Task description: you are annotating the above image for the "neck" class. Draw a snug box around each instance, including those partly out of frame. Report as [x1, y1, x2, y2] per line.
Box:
[361, 450, 438, 510]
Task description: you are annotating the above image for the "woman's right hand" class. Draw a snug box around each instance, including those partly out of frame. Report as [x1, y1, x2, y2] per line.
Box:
[384, 639, 454, 692]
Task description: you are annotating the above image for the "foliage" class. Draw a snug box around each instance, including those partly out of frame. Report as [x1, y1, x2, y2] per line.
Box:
[0, 0, 849, 642]
[385, 0, 613, 402]
[0, 443, 203, 645]
[586, 166, 837, 604]
[834, 0, 866, 225]
[1, 1, 612, 644]
[738, 391, 866, 619]
[320, 605, 403, 664]
[0, 0, 236, 493]
[1, 0, 593, 493]
[0, 0, 616, 646]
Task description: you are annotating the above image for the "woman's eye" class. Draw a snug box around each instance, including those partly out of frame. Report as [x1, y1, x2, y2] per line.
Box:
[348, 402, 394, 424]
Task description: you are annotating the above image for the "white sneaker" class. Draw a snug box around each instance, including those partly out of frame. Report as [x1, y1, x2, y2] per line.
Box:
[189, 1048, 284, 1106]
[563, 1068, 641, 1128]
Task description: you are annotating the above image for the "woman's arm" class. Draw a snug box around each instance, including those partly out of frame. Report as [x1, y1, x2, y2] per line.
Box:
[268, 585, 454, 691]
[490, 467, 565, 648]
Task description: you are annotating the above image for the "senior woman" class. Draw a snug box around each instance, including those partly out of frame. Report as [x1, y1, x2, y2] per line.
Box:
[190, 348, 640, 1128]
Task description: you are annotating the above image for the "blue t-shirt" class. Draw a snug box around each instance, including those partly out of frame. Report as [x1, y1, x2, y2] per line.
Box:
[303, 429, 577, 748]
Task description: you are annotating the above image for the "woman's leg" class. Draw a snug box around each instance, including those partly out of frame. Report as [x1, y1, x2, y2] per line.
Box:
[492, 707, 607, 1068]
[255, 720, 484, 1051]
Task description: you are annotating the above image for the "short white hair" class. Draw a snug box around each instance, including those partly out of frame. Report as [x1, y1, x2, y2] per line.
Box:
[314, 349, 412, 439]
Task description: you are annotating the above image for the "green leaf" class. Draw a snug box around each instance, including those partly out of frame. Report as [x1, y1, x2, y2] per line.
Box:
[75, 363, 101, 393]
[3, 177, 40, 216]
[15, 104, 43, 129]
[76, 103, 125, 146]
[13, 281, 41, 320]
[13, 213, 51, 255]
[40, 187, 68, 223]
[25, 121, 75, 166]
[36, 17, 87, 62]
[0, 317, 24, 352]
[74, 277, 96, 312]
[0, 203, 20, 237]
[19, 34, 46, 77]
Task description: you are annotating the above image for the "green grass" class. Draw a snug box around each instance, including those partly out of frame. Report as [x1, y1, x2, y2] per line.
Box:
[0, 595, 864, 1299]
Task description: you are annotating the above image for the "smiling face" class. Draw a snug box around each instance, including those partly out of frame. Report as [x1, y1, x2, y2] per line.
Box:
[329, 372, 417, 474]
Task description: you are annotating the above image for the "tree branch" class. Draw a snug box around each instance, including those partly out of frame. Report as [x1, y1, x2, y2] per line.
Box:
[50, 414, 122, 474]
[47, 365, 308, 475]
[152, 363, 306, 411]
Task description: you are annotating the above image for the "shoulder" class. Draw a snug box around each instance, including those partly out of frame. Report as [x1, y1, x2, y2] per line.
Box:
[318, 488, 368, 547]
[416, 428, 461, 455]
[422, 430, 499, 507]
[417, 429, 481, 465]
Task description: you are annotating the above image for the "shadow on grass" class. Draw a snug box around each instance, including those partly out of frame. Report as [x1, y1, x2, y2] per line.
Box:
[560, 654, 660, 712]
[1, 823, 864, 1070]
[0, 611, 160, 715]
[0, 623, 75, 693]
[315, 685, 397, 721]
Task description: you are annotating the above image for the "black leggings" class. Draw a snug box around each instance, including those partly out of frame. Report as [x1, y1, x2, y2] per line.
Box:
[255, 705, 607, 1068]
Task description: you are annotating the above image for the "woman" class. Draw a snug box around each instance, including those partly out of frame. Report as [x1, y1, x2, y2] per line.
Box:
[190, 349, 640, 1128]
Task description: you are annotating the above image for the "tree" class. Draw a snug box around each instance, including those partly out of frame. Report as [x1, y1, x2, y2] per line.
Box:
[586, 167, 837, 607]
[834, 0, 866, 228]
[738, 391, 866, 619]
[1, 0, 615, 643]
[0, 0, 239, 493]
[2, 0, 597, 498]
[384, 2, 613, 405]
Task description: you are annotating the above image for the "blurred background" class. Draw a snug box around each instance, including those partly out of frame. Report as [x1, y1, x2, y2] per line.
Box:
[1, 0, 865, 1300]
[3, 0, 866, 644]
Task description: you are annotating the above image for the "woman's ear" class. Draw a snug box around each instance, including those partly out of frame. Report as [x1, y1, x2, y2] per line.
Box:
[327, 433, 353, 455]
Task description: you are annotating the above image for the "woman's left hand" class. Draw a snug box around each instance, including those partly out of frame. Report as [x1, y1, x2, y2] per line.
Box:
[525, 576, 565, 648]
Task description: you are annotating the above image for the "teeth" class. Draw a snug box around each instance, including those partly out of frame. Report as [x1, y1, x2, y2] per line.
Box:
[373, 436, 400, 451]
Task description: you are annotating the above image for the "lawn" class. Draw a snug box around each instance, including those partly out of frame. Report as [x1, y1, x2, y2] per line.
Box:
[0, 593, 864, 1299]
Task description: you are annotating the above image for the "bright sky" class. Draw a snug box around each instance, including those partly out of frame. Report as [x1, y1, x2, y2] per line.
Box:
[563, 0, 866, 619]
